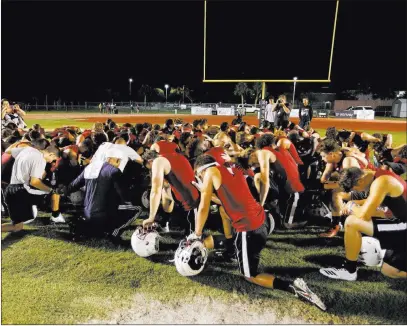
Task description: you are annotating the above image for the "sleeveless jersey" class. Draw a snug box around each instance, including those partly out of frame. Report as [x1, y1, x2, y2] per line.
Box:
[206, 147, 227, 165]
[214, 165, 265, 232]
[374, 169, 407, 221]
[264, 146, 305, 193]
[161, 153, 200, 211]
[157, 140, 178, 155]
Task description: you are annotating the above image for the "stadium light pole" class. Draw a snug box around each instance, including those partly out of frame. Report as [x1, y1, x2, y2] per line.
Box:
[129, 78, 133, 99]
[165, 84, 169, 104]
[292, 77, 298, 109]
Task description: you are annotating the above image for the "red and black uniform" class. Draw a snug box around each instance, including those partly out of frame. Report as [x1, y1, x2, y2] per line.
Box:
[173, 129, 182, 141]
[371, 169, 407, 272]
[214, 164, 266, 277]
[276, 135, 304, 165]
[81, 130, 92, 140]
[161, 153, 200, 211]
[262, 146, 305, 226]
[264, 146, 304, 193]
[157, 140, 179, 155]
[206, 147, 227, 166]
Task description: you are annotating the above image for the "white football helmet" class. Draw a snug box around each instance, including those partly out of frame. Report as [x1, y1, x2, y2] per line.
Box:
[359, 237, 385, 266]
[174, 239, 208, 277]
[69, 190, 85, 206]
[131, 227, 160, 257]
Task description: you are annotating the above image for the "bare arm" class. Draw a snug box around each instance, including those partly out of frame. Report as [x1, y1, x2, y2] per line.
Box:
[361, 132, 381, 143]
[147, 158, 166, 223]
[30, 177, 53, 193]
[258, 150, 270, 206]
[15, 105, 26, 116]
[355, 178, 390, 221]
[320, 163, 334, 183]
[195, 169, 216, 236]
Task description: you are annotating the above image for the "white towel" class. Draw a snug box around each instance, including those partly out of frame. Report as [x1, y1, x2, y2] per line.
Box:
[84, 161, 104, 180]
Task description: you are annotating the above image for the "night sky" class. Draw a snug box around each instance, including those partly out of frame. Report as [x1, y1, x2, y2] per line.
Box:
[2, 0, 406, 103]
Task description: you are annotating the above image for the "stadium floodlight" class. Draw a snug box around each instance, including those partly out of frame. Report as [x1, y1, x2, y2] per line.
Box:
[293, 77, 298, 109]
[165, 84, 169, 103]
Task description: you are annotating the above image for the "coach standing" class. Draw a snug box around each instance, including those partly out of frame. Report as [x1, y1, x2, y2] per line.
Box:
[2, 146, 61, 233]
[299, 97, 313, 130]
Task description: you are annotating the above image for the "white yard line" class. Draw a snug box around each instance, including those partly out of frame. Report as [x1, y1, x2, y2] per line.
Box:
[86, 294, 308, 324]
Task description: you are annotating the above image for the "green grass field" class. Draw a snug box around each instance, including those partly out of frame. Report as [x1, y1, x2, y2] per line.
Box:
[2, 213, 407, 324]
[2, 114, 406, 324]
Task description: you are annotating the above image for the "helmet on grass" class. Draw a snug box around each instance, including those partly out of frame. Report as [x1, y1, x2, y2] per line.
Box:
[131, 227, 160, 257]
[359, 237, 385, 266]
[174, 239, 208, 277]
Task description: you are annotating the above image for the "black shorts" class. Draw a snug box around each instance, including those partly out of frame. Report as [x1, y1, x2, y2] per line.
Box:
[372, 217, 407, 253]
[383, 249, 407, 272]
[4, 184, 44, 224]
[235, 222, 268, 278]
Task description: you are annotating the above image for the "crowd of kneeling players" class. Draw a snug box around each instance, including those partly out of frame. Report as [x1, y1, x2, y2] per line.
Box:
[1, 105, 407, 311]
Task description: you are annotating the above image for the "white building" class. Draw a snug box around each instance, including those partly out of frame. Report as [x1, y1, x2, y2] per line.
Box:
[391, 99, 407, 118]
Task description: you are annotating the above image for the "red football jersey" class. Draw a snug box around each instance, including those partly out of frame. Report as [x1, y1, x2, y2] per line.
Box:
[215, 165, 265, 232]
[161, 153, 200, 211]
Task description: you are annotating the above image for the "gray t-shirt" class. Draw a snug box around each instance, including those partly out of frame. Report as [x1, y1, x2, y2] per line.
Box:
[265, 103, 277, 122]
[10, 147, 46, 187]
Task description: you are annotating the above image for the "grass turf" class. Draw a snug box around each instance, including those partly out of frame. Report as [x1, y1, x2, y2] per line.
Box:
[3, 114, 406, 324]
[2, 212, 407, 324]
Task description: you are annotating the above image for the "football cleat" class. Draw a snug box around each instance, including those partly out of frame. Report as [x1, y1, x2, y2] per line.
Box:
[319, 267, 357, 281]
[319, 224, 340, 238]
[290, 278, 327, 311]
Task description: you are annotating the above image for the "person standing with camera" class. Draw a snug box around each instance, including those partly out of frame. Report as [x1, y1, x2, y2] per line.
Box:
[274, 95, 291, 130]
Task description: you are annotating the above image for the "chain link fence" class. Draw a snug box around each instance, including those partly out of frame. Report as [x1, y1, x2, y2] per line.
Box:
[20, 100, 394, 117]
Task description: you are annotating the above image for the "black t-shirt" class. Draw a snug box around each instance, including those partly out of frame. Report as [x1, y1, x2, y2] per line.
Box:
[276, 103, 290, 120]
[299, 105, 313, 120]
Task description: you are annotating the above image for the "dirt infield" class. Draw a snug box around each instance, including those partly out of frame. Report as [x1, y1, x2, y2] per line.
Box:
[27, 113, 406, 132]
